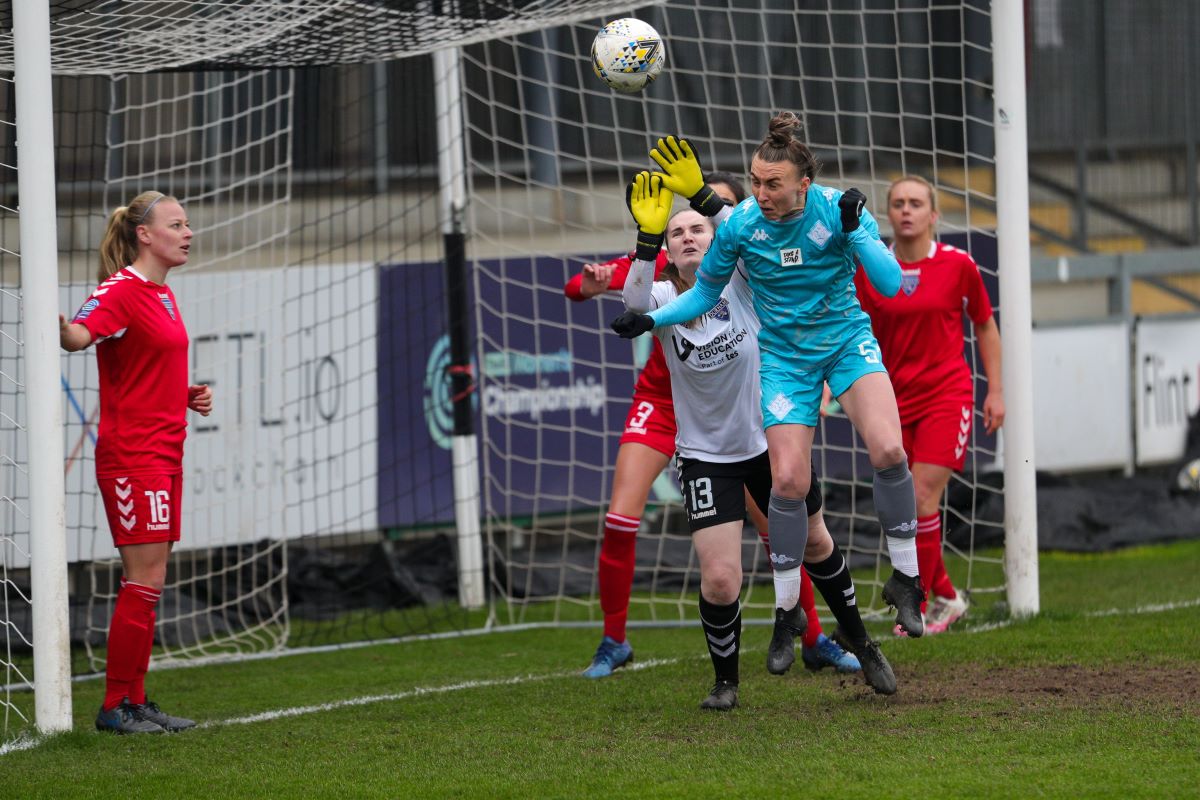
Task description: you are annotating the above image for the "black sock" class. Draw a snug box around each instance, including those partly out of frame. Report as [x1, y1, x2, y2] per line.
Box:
[698, 594, 741, 685]
[805, 545, 869, 643]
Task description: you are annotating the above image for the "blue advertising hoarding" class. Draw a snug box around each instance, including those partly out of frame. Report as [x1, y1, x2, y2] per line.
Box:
[378, 233, 1000, 529]
[378, 255, 646, 529]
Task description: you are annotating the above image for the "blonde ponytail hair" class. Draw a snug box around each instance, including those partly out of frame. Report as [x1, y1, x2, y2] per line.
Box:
[97, 190, 173, 283]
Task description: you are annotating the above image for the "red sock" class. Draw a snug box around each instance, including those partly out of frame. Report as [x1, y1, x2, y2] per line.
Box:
[931, 555, 956, 601]
[599, 512, 639, 642]
[915, 516, 940, 613]
[916, 514, 957, 609]
[104, 580, 161, 710]
[756, 528, 772, 560]
[799, 567, 822, 647]
[129, 609, 156, 706]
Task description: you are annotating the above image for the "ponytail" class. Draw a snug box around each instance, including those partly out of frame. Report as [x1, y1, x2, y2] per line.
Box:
[97, 190, 172, 283]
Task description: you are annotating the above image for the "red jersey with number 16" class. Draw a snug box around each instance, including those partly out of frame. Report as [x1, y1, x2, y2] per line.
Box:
[72, 266, 190, 477]
[854, 242, 993, 424]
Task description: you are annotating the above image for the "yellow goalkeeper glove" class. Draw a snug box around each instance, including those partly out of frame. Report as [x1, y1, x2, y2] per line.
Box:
[649, 135, 724, 217]
[625, 171, 674, 261]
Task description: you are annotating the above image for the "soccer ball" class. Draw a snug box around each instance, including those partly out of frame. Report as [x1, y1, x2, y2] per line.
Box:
[1176, 458, 1200, 492]
[591, 18, 665, 94]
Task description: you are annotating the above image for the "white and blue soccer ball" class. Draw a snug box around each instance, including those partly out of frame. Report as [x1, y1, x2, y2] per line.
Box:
[591, 18, 665, 94]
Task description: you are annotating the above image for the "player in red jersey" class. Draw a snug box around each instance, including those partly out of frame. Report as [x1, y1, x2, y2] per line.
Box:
[60, 190, 213, 734]
[853, 175, 1005, 635]
[569, 174, 859, 678]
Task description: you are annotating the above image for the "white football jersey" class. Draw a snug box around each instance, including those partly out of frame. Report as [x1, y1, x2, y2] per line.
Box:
[649, 266, 766, 462]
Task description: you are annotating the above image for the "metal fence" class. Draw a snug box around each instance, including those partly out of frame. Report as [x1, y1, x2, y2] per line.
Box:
[1026, 0, 1200, 250]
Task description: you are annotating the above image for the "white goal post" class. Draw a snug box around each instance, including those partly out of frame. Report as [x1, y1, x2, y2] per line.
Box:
[11, 0, 72, 735]
[992, 0, 1039, 617]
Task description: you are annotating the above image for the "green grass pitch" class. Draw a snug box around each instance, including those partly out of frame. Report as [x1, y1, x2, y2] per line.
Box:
[2, 539, 1198, 798]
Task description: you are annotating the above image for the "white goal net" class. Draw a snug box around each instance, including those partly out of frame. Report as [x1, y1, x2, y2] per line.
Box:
[1, 0, 1011, 740]
[466, 0, 1005, 628]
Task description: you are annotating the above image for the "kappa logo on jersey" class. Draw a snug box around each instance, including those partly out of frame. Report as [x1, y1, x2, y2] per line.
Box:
[900, 268, 921, 296]
[750, 228, 770, 242]
[158, 293, 176, 320]
[779, 247, 803, 267]
[671, 334, 696, 362]
[707, 297, 730, 322]
[822, 187, 836, 202]
[74, 298, 100, 322]
[807, 220, 832, 248]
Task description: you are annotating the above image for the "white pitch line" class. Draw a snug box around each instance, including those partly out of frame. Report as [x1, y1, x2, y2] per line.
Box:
[961, 619, 1013, 634]
[208, 657, 680, 729]
[0, 657, 681, 755]
[1085, 597, 1200, 618]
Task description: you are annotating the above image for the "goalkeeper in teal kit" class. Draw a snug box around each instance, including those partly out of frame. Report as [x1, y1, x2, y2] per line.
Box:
[613, 112, 927, 637]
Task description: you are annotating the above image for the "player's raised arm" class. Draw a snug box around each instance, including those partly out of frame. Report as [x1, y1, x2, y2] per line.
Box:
[564, 254, 626, 301]
[622, 171, 673, 313]
[840, 187, 901, 297]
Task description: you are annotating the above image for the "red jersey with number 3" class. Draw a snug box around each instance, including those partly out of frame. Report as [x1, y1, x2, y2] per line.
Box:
[72, 266, 190, 477]
[854, 242, 993, 424]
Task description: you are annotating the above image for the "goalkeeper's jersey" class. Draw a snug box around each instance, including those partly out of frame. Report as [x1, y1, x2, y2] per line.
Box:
[694, 185, 895, 369]
[648, 267, 766, 463]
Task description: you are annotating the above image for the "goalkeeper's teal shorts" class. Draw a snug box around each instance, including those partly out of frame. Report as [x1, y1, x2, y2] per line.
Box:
[759, 326, 888, 428]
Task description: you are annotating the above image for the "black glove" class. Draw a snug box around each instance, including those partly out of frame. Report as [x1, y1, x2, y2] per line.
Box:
[611, 311, 655, 339]
[839, 187, 867, 233]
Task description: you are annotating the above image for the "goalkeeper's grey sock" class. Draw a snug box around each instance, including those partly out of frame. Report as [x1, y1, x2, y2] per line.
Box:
[874, 462, 919, 577]
[766, 491, 808, 572]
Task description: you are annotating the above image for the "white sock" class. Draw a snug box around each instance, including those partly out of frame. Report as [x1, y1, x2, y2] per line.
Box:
[886, 535, 919, 578]
[773, 566, 802, 610]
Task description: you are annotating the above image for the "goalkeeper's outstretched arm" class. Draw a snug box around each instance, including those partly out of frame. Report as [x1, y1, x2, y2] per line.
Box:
[647, 199, 739, 327]
[647, 275, 724, 328]
[839, 187, 902, 297]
